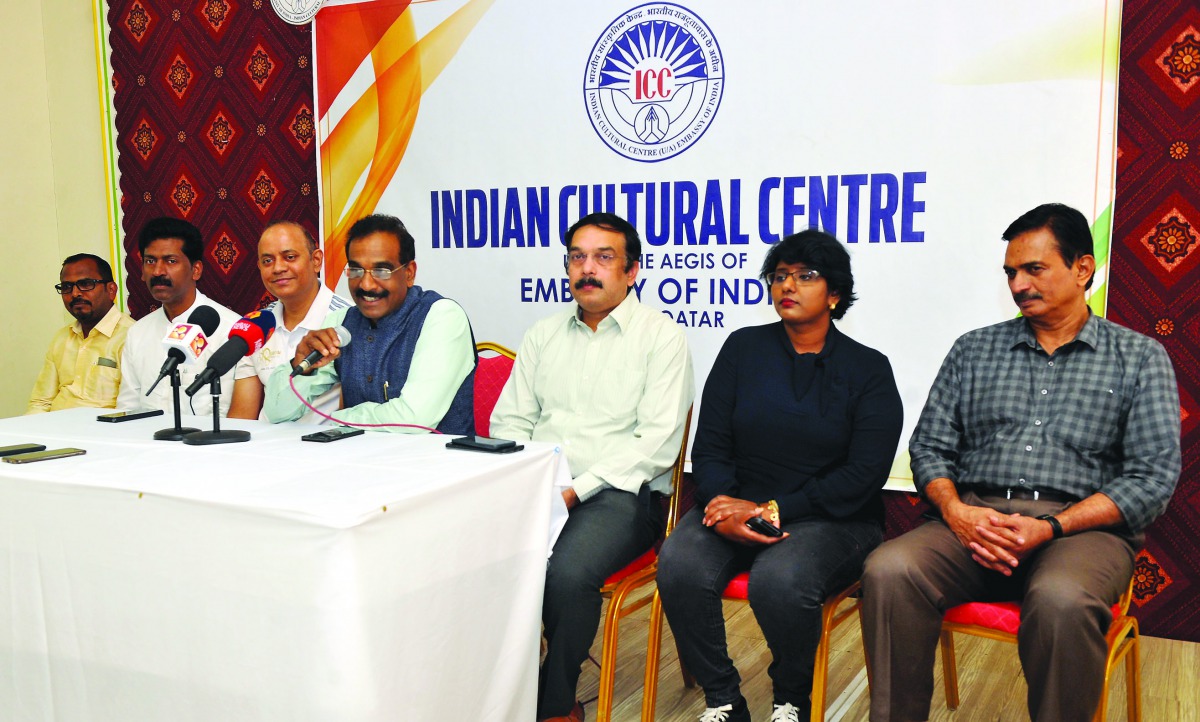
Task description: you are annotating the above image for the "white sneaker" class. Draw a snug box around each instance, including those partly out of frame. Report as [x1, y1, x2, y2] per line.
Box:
[699, 704, 734, 722]
[770, 702, 802, 722]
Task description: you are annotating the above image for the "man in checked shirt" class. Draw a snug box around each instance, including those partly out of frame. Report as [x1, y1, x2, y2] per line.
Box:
[861, 203, 1181, 722]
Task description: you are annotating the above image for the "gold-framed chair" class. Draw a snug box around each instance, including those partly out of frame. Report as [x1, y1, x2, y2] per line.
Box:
[589, 407, 693, 722]
[637, 479, 869, 722]
[938, 577, 1140, 722]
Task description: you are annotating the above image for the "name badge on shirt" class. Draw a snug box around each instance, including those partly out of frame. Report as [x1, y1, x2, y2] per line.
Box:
[96, 357, 118, 369]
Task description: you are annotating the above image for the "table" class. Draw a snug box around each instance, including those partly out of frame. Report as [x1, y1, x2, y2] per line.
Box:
[0, 409, 569, 721]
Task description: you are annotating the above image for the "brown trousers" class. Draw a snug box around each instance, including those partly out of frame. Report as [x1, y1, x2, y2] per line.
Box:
[861, 493, 1135, 722]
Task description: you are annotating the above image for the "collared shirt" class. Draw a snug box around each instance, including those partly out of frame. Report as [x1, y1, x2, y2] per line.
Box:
[910, 314, 1181, 533]
[116, 291, 256, 417]
[26, 305, 136, 413]
[251, 284, 351, 422]
[262, 299, 475, 432]
[489, 293, 695, 502]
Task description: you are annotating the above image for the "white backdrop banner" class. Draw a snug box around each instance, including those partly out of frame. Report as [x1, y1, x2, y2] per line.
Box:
[314, 0, 1121, 483]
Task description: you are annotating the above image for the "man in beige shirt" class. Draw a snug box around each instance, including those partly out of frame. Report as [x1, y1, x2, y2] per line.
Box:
[27, 253, 135, 413]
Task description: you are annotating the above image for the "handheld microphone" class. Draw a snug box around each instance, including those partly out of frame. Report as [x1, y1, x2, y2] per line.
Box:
[184, 310, 277, 397]
[291, 325, 353, 377]
[146, 306, 221, 395]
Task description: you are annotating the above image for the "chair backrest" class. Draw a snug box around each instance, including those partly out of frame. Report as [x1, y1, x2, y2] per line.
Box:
[474, 342, 516, 436]
[659, 406, 694, 543]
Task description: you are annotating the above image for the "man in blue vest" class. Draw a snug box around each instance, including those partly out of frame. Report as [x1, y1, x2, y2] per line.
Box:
[263, 214, 476, 434]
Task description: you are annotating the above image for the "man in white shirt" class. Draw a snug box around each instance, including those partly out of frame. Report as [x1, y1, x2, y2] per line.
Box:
[229, 221, 350, 421]
[116, 217, 255, 417]
[490, 212, 694, 722]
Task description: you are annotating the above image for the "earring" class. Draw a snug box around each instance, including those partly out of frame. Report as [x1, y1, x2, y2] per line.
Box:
[829, 303, 836, 310]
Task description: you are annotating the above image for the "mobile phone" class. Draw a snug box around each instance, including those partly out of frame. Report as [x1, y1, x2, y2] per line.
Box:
[97, 409, 165, 423]
[3, 448, 87, 464]
[746, 516, 784, 537]
[446, 435, 523, 454]
[302, 426, 366, 443]
[0, 443, 47, 457]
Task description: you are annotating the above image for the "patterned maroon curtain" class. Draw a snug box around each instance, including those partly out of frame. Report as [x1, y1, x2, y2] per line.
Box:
[108, 0, 318, 318]
[1108, 0, 1200, 643]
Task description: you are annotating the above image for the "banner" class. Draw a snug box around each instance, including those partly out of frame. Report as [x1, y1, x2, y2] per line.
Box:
[315, 0, 1121, 483]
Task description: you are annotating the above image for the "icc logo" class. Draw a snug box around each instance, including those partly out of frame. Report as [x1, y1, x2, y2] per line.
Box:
[583, 3, 724, 162]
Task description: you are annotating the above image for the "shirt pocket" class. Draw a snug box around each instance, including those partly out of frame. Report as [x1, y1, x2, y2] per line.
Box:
[83, 362, 122, 405]
[1049, 385, 1124, 452]
[593, 363, 643, 421]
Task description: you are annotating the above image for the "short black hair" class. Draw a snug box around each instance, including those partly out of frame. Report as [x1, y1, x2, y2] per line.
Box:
[262, 220, 318, 253]
[138, 217, 204, 263]
[345, 214, 415, 264]
[1002, 203, 1095, 289]
[760, 229, 857, 320]
[61, 253, 114, 282]
[565, 212, 641, 272]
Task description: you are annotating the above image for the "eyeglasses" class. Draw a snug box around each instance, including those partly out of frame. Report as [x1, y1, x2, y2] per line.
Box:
[564, 251, 626, 269]
[345, 263, 409, 281]
[768, 269, 822, 286]
[55, 278, 107, 294]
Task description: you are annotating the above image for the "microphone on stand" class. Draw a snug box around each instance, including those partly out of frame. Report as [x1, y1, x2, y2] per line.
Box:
[182, 311, 277, 446]
[146, 306, 220, 395]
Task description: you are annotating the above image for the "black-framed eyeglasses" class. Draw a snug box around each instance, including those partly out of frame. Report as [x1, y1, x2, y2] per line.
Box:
[345, 262, 410, 281]
[768, 269, 822, 286]
[55, 278, 107, 294]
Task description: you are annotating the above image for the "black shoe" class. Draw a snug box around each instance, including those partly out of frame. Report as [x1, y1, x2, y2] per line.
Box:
[698, 696, 750, 722]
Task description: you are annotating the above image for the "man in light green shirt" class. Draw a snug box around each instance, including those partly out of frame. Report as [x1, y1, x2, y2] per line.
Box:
[263, 214, 476, 433]
[490, 212, 693, 722]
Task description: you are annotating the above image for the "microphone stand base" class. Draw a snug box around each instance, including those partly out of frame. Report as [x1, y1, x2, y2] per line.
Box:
[155, 427, 201, 441]
[182, 429, 251, 445]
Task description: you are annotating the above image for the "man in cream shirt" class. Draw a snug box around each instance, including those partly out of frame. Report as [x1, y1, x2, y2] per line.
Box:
[490, 212, 694, 722]
[28, 253, 135, 413]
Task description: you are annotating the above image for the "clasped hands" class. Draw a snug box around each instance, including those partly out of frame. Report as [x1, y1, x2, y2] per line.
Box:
[702, 495, 788, 546]
[944, 499, 1054, 575]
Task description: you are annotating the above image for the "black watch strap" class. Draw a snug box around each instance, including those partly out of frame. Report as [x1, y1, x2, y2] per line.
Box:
[1037, 514, 1063, 539]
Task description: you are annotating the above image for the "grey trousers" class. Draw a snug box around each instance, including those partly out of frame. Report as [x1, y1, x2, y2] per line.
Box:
[860, 493, 1135, 722]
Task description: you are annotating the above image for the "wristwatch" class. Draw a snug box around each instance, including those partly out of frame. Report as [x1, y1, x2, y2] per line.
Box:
[1036, 514, 1063, 539]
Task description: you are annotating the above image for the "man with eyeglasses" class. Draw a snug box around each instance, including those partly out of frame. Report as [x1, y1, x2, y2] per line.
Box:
[27, 253, 136, 413]
[227, 221, 351, 421]
[116, 217, 254, 417]
[263, 214, 476, 434]
[490, 212, 694, 722]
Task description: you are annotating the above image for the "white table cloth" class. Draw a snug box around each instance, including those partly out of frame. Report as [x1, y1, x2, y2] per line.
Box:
[0, 408, 569, 721]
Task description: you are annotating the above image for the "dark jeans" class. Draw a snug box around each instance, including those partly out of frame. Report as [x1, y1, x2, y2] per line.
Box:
[537, 486, 663, 718]
[657, 508, 882, 710]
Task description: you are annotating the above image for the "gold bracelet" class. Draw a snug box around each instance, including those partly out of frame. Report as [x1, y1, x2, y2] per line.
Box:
[765, 500, 780, 526]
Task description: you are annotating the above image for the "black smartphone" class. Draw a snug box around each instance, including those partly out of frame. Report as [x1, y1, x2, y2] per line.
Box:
[302, 426, 366, 443]
[0, 443, 47, 457]
[97, 409, 165, 423]
[746, 516, 784, 537]
[3, 448, 87, 464]
[446, 435, 523, 454]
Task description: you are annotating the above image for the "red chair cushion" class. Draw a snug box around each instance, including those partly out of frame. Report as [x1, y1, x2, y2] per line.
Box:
[474, 354, 515, 436]
[722, 572, 751, 600]
[944, 600, 1125, 635]
[605, 548, 657, 586]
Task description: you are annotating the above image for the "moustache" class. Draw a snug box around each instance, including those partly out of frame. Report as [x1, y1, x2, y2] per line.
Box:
[150, 276, 172, 288]
[574, 277, 603, 290]
[1013, 291, 1042, 303]
[355, 289, 389, 301]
